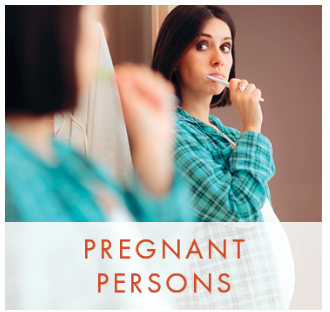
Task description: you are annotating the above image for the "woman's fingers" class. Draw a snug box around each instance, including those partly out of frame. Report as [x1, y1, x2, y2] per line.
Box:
[229, 79, 253, 96]
[230, 78, 261, 99]
[114, 62, 177, 147]
[115, 63, 174, 112]
[237, 79, 249, 92]
[252, 88, 262, 99]
[245, 83, 256, 95]
[229, 78, 240, 91]
[229, 78, 263, 133]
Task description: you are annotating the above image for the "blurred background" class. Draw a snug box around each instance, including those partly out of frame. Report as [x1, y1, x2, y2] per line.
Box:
[104, 5, 322, 222]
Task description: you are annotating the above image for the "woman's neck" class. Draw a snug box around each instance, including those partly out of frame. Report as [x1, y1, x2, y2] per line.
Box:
[180, 91, 213, 124]
[6, 114, 55, 162]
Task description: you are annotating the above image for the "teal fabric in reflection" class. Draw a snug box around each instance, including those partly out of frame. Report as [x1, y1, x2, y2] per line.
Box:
[5, 124, 194, 222]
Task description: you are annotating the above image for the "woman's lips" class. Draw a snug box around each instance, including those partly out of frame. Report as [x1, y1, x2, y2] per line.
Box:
[208, 73, 226, 80]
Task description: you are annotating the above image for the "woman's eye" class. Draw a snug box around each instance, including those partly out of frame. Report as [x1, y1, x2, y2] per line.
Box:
[221, 44, 231, 53]
[197, 42, 208, 51]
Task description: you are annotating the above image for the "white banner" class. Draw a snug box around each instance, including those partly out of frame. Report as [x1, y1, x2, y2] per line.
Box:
[5, 222, 321, 309]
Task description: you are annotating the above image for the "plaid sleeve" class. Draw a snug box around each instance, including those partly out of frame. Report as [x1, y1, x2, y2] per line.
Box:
[175, 129, 275, 222]
[122, 172, 195, 222]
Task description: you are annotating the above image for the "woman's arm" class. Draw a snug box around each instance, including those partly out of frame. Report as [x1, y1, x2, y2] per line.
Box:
[174, 127, 275, 222]
[114, 64, 195, 222]
[115, 64, 175, 196]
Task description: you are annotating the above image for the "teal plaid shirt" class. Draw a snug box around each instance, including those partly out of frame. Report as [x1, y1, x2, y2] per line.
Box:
[5, 124, 194, 222]
[174, 107, 275, 222]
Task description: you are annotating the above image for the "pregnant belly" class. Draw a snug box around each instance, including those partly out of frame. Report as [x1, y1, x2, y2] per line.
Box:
[261, 198, 295, 309]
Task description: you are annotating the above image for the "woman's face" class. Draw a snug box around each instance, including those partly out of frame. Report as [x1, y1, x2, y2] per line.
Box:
[177, 18, 233, 99]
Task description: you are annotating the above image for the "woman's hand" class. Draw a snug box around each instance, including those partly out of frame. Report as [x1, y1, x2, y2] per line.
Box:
[229, 78, 263, 133]
[115, 63, 176, 196]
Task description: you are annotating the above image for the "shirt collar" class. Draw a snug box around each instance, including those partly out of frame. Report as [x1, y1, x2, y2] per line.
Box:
[177, 106, 223, 130]
[176, 106, 240, 140]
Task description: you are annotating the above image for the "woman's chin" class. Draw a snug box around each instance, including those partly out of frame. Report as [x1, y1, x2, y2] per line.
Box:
[207, 88, 224, 96]
[206, 85, 225, 95]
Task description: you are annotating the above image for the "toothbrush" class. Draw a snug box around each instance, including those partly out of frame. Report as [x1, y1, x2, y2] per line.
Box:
[206, 75, 265, 102]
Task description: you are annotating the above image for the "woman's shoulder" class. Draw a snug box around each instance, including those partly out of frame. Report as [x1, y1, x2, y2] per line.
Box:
[5, 126, 115, 190]
[174, 106, 206, 131]
[5, 127, 41, 176]
[173, 106, 195, 125]
[5, 129, 112, 222]
[173, 107, 203, 142]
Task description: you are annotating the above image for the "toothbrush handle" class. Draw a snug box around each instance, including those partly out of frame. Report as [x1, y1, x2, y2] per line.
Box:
[206, 75, 265, 102]
[223, 81, 264, 102]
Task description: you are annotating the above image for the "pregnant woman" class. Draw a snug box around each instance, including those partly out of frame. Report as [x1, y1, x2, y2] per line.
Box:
[5, 5, 193, 222]
[152, 5, 275, 222]
[152, 7, 295, 309]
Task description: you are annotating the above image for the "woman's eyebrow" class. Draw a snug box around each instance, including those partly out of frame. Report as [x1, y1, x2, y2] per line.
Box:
[199, 33, 232, 41]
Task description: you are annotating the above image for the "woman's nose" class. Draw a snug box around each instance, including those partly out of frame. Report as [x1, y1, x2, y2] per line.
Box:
[211, 49, 224, 66]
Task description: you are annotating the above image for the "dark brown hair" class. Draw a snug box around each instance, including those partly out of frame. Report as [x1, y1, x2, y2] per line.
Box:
[151, 5, 236, 108]
[5, 5, 82, 115]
